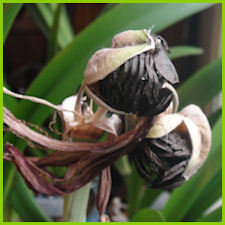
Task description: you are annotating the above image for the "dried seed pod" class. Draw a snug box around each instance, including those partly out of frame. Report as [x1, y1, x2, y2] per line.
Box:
[84, 29, 179, 116]
[131, 105, 211, 190]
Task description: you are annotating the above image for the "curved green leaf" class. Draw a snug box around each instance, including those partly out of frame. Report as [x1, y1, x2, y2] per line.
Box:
[139, 189, 162, 209]
[169, 46, 203, 60]
[36, 3, 73, 48]
[132, 208, 166, 222]
[178, 58, 222, 109]
[197, 207, 222, 222]
[183, 170, 222, 221]
[127, 164, 145, 218]
[209, 108, 222, 127]
[3, 3, 23, 42]
[47, 4, 62, 60]
[10, 174, 51, 222]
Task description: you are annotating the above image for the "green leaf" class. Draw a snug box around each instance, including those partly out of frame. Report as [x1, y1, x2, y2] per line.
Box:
[100, 3, 118, 14]
[169, 46, 203, 60]
[131, 208, 166, 222]
[114, 155, 131, 176]
[209, 108, 222, 127]
[26, 4, 49, 38]
[127, 164, 145, 218]
[47, 4, 62, 60]
[10, 174, 51, 222]
[183, 170, 222, 221]
[35, 3, 73, 48]
[3, 82, 18, 111]
[178, 58, 222, 109]
[139, 189, 162, 209]
[162, 116, 222, 222]
[197, 207, 222, 222]
[3, 3, 23, 43]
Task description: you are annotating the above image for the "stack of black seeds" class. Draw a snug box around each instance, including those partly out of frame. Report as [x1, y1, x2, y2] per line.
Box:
[132, 130, 192, 190]
[98, 51, 173, 116]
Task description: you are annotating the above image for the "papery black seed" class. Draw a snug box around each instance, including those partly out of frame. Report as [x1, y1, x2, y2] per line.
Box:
[97, 49, 174, 116]
[131, 131, 192, 190]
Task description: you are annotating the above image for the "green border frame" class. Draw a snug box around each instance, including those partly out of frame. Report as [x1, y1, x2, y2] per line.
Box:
[1, 1, 223, 225]
[1, 1, 3, 224]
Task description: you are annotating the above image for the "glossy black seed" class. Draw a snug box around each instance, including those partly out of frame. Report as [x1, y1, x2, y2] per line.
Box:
[131, 131, 192, 190]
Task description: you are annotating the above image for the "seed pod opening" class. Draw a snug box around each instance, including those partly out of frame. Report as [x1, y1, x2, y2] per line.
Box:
[133, 122, 193, 190]
[131, 105, 211, 190]
[84, 30, 179, 116]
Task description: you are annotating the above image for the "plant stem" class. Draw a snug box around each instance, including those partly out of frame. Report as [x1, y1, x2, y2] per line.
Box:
[114, 156, 131, 176]
[63, 182, 91, 222]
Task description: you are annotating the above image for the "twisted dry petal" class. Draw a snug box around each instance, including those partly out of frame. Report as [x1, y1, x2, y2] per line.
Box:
[4, 143, 65, 195]
[146, 113, 184, 138]
[97, 167, 112, 221]
[4, 115, 150, 195]
[3, 106, 151, 153]
[34, 151, 86, 167]
[92, 114, 123, 136]
[4, 106, 152, 195]
[4, 143, 115, 195]
[179, 104, 212, 179]
[153, 45, 179, 84]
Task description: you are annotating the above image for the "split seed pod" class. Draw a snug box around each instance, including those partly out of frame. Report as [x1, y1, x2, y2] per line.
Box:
[132, 104, 211, 190]
[84, 29, 179, 116]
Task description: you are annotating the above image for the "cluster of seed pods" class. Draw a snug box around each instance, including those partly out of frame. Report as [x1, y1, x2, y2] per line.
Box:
[83, 29, 211, 190]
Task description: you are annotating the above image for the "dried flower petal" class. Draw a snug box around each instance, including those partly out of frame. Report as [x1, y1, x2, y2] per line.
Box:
[84, 44, 154, 85]
[3, 107, 150, 153]
[4, 143, 65, 195]
[97, 167, 112, 222]
[4, 106, 152, 195]
[179, 104, 211, 179]
[111, 29, 152, 48]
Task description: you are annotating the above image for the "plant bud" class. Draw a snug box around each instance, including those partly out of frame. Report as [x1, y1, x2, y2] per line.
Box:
[132, 105, 211, 190]
[84, 29, 179, 116]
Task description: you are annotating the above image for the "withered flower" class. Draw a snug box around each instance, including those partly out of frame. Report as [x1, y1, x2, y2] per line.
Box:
[3, 28, 212, 222]
[84, 29, 179, 116]
[3, 87, 152, 221]
[131, 104, 211, 190]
